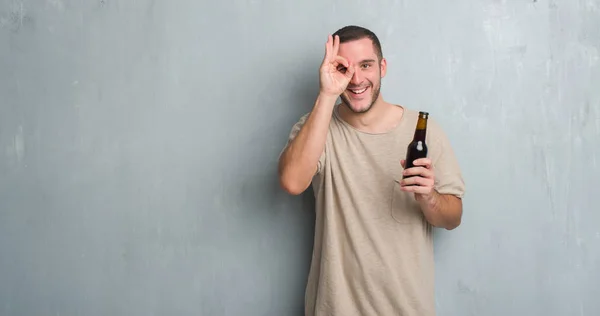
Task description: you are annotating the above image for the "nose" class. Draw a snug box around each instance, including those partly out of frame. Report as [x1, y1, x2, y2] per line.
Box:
[350, 66, 362, 85]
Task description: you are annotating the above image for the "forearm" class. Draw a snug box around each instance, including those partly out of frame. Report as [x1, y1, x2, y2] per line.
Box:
[417, 190, 463, 230]
[278, 93, 338, 195]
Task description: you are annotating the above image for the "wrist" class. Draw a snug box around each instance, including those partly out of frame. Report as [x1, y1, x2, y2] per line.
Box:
[317, 91, 340, 105]
[416, 190, 438, 208]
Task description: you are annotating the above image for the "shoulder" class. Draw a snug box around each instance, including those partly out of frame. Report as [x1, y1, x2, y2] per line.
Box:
[427, 116, 449, 144]
[423, 114, 461, 173]
[288, 109, 340, 137]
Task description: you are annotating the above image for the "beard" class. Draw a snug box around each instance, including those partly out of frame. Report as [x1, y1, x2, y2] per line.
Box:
[340, 80, 381, 114]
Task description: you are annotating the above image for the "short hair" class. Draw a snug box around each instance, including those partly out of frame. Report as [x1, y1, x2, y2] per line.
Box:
[332, 25, 383, 61]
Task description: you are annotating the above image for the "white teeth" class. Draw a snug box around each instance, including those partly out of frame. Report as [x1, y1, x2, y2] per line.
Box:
[351, 87, 367, 94]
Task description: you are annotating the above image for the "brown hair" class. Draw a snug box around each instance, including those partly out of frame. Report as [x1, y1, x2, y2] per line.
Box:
[332, 25, 383, 61]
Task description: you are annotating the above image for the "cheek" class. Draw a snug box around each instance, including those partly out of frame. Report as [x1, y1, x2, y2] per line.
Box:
[367, 74, 380, 86]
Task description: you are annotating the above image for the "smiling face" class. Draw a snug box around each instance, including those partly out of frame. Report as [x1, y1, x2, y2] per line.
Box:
[337, 37, 387, 113]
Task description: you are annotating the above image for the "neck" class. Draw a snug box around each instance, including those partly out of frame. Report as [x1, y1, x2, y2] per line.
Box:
[338, 96, 403, 134]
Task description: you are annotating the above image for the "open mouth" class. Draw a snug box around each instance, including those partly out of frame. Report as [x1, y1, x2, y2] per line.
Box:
[348, 86, 369, 95]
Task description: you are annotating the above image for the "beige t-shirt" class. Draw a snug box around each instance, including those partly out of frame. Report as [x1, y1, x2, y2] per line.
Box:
[282, 105, 465, 316]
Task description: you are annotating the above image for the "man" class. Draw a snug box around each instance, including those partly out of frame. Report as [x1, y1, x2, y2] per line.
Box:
[278, 25, 465, 316]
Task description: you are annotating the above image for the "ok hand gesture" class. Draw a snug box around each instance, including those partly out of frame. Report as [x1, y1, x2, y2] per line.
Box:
[319, 35, 355, 98]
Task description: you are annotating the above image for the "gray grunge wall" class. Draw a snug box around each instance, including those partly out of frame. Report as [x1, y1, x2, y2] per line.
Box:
[1, 0, 599, 315]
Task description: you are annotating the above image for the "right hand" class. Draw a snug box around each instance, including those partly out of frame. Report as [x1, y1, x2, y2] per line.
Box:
[319, 35, 356, 97]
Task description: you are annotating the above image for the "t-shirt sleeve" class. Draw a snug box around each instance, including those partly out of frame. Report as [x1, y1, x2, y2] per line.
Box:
[279, 112, 327, 175]
[428, 119, 466, 199]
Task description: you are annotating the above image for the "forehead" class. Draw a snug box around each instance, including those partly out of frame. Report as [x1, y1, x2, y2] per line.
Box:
[338, 38, 378, 62]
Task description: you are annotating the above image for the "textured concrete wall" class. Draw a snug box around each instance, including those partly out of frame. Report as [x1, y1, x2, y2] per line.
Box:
[1, 0, 599, 315]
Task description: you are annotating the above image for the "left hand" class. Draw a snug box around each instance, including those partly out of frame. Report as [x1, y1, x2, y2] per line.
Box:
[400, 158, 435, 199]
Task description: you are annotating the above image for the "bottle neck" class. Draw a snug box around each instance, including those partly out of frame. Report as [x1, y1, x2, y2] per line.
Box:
[412, 113, 428, 142]
[413, 128, 426, 142]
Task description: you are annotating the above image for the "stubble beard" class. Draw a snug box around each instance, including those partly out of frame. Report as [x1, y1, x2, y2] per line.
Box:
[340, 80, 381, 114]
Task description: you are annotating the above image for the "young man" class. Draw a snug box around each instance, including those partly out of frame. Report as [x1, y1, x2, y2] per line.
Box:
[278, 25, 466, 316]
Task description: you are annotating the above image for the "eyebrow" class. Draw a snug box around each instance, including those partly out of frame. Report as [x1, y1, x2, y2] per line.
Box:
[360, 59, 377, 64]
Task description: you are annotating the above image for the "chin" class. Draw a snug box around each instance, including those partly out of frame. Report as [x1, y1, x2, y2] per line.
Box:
[342, 98, 373, 114]
[351, 104, 372, 113]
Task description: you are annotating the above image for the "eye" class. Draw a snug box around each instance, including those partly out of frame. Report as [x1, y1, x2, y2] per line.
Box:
[361, 64, 371, 69]
[337, 65, 347, 73]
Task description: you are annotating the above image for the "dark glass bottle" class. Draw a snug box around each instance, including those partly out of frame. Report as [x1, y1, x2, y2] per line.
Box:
[403, 111, 429, 179]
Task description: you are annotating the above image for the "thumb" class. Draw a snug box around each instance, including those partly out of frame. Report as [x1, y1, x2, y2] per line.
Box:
[400, 159, 406, 168]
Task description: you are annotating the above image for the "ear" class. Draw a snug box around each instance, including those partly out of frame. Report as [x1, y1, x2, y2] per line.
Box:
[380, 58, 387, 78]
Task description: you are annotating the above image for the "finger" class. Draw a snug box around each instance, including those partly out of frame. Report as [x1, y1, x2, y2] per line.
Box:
[400, 159, 406, 168]
[412, 159, 428, 168]
[403, 166, 431, 178]
[401, 175, 425, 187]
[344, 62, 356, 79]
[333, 35, 340, 57]
[332, 55, 349, 69]
[400, 185, 430, 194]
[400, 186, 412, 192]
[413, 158, 432, 169]
[400, 184, 419, 192]
[324, 35, 333, 60]
[403, 175, 435, 187]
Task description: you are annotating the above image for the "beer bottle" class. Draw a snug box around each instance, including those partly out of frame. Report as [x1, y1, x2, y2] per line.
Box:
[402, 111, 429, 179]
